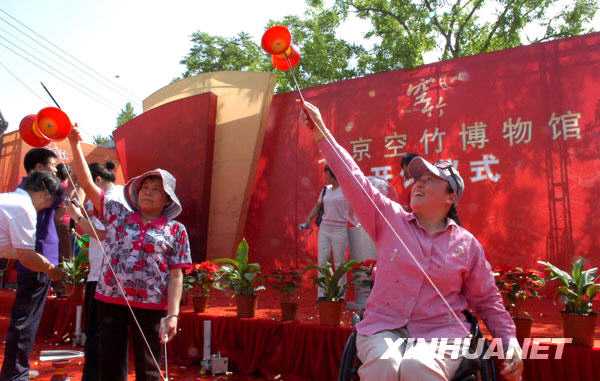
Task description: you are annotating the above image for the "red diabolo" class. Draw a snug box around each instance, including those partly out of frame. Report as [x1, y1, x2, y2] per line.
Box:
[36, 107, 72, 141]
[271, 46, 301, 71]
[19, 114, 50, 147]
[261, 25, 292, 55]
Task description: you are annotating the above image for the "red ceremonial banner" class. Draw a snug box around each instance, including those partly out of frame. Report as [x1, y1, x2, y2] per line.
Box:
[245, 32, 600, 273]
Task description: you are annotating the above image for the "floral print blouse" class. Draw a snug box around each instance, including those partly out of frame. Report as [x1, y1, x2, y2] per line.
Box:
[95, 199, 192, 310]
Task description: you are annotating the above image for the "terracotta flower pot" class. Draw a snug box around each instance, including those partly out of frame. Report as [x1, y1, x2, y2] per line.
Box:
[236, 295, 257, 318]
[192, 295, 208, 313]
[318, 300, 343, 326]
[512, 298, 527, 315]
[561, 312, 597, 347]
[513, 315, 533, 343]
[64, 284, 84, 304]
[281, 301, 298, 321]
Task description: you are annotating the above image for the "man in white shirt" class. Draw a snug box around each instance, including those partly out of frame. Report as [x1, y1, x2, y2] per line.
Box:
[1, 149, 65, 381]
[0, 171, 63, 279]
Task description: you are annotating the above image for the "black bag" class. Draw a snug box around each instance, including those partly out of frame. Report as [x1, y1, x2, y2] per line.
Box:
[315, 187, 327, 227]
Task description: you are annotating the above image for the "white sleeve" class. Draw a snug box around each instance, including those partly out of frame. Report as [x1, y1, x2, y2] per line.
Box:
[7, 209, 36, 250]
[90, 216, 106, 231]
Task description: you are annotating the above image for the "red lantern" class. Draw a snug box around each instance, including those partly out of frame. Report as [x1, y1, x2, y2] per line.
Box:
[261, 25, 292, 55]
[271, 46, 301, 71]
[19, 114, 50, 147]
[36, 107, 72, 141]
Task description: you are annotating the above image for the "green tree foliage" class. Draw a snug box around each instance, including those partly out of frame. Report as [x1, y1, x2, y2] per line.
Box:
[180, 5, 368, 91]
[179, 0, 598, 89]
[92, 134, 112, 146]
[333, 0, 598, 70]
[180, 32, 266, 77]
[116, 102, 136, 128]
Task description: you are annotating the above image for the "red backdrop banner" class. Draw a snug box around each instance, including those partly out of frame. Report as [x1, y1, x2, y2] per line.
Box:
[114, 93, 217, 260]
[245, 32, 600, 273]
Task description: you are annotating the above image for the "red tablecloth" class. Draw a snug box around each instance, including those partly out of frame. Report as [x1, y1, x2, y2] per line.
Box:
[168, 312, 351, 381]
[36, 296, 81, 343]
[169, 311, 600, 381]
[4, 290, 600, 380]
[523, 344, 600, 381]
[169, 314, 283, 372]
[275, 320, 352, 380]
[0, 290, 80, 344]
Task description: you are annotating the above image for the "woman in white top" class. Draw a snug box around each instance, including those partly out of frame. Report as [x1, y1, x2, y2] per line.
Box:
[302, 165, 352, 299]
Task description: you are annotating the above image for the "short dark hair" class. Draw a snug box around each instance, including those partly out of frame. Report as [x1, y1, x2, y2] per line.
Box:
[89, 161, 116, 183]
[324, 165, 336, 180]
[445, 183, 461, 226]
[24, 148, 58, 173]
[56, 163, 71, 181]
[447, 204, 461, 226]
[21, 171, 62, 199]
[401, 153, 419, 169]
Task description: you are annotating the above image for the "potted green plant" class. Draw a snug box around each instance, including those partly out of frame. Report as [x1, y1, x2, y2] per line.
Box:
[214, 239, 265, 318]
[349, 259, 377, 311]
[306, 259, 358, 326]
[494, 267, 545, 341]
[539, 258, 600, 346]
[61, 234, 90, 304]
[182, 272, 193, 307]
[352, 259, 377, 288]
[184, 261, 219, 313]
[265, 269, 302, 321]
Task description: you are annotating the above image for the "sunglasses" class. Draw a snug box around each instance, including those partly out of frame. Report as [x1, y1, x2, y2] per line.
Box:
[436, 162, 461, 196]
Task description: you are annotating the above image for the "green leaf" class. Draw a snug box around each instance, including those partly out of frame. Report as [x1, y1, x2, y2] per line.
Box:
[213, 258, 240, 270]
[586, 284, 599, 300]
[331, 260, 358, 284]
[246, 263, 261, 273]
[572, 257, 584, 287]
[211, 240, 261, 296]
[538, 260, 572, 287]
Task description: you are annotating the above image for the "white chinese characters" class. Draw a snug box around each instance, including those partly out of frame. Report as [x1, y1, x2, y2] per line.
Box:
[420, 128, 446, 155]
[384, 133, 408, 158]
[370, 166, 394, 181]
[470, 154, 501, 183]
[460, 122, 489, 150]
[350, 137, 373, 161]
[503, 118, 532, 146]
[406, 78, 447, 117]
[549, 111, 581, 141]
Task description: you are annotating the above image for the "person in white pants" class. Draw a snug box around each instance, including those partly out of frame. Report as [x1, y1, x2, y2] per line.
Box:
[348, 176, 399, 310]
[301, 165, 351, 299]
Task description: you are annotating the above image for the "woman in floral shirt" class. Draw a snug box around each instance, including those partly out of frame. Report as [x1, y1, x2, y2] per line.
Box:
[68, 128, 192, 381]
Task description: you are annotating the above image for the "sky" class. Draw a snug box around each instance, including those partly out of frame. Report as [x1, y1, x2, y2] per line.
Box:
[0, 1, 597, 142]
[0, 0, 371, 141]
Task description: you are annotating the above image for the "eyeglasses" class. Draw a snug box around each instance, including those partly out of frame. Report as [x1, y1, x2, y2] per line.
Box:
[437, 162, 461, 196]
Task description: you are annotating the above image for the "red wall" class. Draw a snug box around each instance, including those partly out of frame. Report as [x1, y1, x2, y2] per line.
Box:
[245, 33, 600, 272]
[113, 93, 217, 260]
